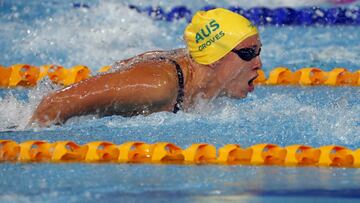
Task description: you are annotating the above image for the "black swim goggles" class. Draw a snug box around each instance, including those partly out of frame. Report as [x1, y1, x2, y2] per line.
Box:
[231, 47, 261, 61]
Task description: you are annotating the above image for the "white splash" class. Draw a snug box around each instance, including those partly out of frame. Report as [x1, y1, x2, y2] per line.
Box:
[312, 46, 360, 65]
[12, 2, 173, 70]
[0, 79, 60, 130]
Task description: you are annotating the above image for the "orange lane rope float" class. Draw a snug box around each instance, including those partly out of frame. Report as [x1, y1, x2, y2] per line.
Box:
[0, 64, 359, 87]
[1, 140, 359, 167]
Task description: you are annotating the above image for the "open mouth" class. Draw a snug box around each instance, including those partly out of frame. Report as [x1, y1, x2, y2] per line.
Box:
[247, 75, 258, 92]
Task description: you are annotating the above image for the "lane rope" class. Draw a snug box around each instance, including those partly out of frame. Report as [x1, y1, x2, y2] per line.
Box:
[72, 3, 360, 25]
[1, 140, 359, 167]
[126, 5, 360, 25]
[0, 64, 358, 87]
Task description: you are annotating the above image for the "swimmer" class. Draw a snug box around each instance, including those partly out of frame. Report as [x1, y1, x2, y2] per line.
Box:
[29, 8, 262, 127]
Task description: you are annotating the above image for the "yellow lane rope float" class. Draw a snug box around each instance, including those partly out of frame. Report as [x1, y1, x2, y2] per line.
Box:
[0, 64, 359, 87]
[1, 140, 359, 167]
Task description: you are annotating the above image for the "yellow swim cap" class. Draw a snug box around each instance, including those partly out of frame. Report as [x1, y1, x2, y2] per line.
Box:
[184, 8, 258, 65]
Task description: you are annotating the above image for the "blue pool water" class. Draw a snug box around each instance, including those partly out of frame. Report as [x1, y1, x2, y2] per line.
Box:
[1, 0, 360, 202]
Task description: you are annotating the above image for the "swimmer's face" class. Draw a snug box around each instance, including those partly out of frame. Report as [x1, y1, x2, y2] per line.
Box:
[216, 34, 262, 98]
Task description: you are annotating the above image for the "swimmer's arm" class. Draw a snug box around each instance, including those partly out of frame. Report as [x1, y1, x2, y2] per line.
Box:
[29, 65, 178, 126]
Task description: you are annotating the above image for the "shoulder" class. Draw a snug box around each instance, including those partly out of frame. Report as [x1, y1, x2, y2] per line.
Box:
[124, 58, 180, 90]
[108, 49, 189, 96]
[101, 58, 179, 102]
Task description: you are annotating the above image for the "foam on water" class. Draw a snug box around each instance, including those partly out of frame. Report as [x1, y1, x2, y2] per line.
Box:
[2, 1, 175, 69]
[87, 87, 358, 148]
[0, 93, 31, 129]
[261, 26, 360, 72]
[0, 79, 61, 130]
[1, 86, 356, 149]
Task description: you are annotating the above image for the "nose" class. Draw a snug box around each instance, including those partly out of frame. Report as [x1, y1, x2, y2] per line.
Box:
[252, 56, 262, 71]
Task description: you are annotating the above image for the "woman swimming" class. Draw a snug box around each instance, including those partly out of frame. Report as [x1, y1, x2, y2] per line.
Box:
[29, 8, 262, 126]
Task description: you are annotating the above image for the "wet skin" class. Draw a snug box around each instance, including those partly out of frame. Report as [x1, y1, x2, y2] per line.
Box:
[29, 34, 262, 126]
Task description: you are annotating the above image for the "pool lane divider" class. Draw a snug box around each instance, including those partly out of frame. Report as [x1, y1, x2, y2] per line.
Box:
[0, 64, 359, 87]
[128, 6, 360, 26]
[1, 140, 359, 167]
[73, 3, 360, 26]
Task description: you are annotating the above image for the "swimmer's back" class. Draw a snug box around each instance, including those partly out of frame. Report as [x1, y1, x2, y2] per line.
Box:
[111, 48, 188, 72]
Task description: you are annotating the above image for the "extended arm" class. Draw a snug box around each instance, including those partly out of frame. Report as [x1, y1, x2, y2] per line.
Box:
[29, 61, 178, 126]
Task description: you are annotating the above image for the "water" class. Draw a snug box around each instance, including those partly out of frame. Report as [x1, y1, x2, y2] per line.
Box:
[0, 0, 360, 202]
[1, 164, 360, 203]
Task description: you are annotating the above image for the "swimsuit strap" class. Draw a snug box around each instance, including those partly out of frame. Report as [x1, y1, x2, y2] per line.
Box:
[158, 57, 184, 113]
